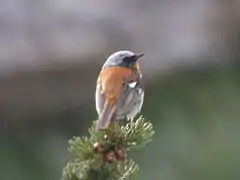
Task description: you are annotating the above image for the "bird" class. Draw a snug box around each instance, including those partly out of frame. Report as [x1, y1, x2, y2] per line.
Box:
[95, 50, 145, 131]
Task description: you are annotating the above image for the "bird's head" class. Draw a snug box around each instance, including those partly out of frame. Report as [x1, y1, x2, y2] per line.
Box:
[102, 50, 144, 69]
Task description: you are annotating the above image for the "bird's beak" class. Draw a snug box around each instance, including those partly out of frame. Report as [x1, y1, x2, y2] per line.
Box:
[135, 53, 145, 60]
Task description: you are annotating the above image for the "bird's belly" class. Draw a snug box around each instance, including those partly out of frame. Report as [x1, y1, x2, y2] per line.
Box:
[115, 89, 144, 120]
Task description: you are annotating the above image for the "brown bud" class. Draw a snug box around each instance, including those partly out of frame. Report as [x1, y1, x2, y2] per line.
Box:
[93, 142, 103, 153]
[104, 150, 117, 163]
[115, 147, 126, 161]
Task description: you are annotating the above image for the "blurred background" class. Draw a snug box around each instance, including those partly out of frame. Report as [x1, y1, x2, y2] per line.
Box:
[1, 0, 240, 180]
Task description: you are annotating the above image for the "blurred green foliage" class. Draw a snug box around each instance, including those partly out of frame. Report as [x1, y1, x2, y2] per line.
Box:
[1, 65, 240, 180]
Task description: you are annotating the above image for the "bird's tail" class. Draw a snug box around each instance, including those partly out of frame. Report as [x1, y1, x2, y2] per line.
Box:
[95, 103, 116, 131]
[96, 104, 116, 131]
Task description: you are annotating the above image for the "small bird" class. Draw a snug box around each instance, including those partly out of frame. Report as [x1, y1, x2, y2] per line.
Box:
[95, 50, 145, 131]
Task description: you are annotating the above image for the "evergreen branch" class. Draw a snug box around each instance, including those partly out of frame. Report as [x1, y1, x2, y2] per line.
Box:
[119, 116, 155, 150]
[62, 160, 92, 180]
[107, 159, 139, 180]
[61, 116, 154, 180]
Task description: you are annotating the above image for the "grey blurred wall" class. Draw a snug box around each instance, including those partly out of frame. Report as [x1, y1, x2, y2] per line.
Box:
[0, 0, 239, 74]
[1, 0, 240, 132]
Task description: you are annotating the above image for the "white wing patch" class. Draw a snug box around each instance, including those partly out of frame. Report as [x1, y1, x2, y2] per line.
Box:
[138, 88, 143, 94]
[128, 81, 137, 88]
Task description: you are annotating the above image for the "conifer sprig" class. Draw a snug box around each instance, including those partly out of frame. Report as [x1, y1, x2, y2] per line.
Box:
[62, 116, 154, 180]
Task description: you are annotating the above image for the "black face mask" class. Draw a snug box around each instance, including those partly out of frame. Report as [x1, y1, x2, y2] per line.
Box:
[121, 53, 145, 67]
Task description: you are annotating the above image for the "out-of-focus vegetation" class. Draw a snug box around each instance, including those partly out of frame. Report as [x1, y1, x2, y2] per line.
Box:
[2, 64, 240, 180]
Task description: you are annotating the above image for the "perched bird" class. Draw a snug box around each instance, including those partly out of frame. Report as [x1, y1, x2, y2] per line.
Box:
[95, 50, 145, 131]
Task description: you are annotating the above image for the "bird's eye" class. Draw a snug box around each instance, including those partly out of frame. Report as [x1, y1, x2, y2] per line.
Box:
[123, 55, 136, 63]
[123, 56, 131, 62]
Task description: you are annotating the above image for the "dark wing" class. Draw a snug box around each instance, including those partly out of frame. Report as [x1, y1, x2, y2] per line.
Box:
[95, 82, 117, 131]
[95, 68, 123, 131]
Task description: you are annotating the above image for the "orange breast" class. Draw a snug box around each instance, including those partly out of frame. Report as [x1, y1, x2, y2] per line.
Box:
[97, 66, 138, 105]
